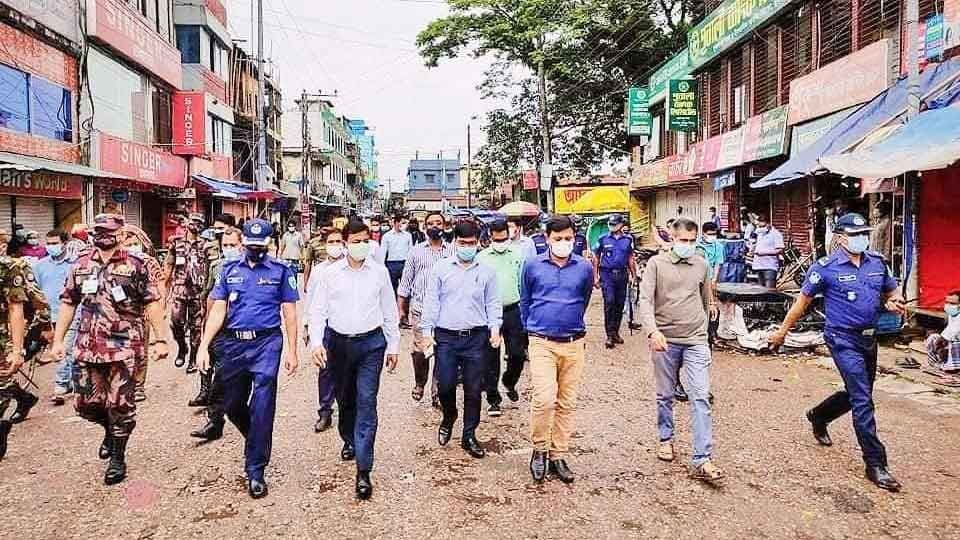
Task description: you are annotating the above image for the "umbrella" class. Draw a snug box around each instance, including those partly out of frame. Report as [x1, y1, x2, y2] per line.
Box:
[498, 201, 540, 217]
[569, 188, 630, 214]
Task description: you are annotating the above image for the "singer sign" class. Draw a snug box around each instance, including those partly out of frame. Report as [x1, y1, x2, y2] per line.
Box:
[172, 92, 206, 155]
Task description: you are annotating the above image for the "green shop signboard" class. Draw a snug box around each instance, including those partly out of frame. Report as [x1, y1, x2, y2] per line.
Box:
[649, 50, 690, 103]
[688, 0, 793, 71]
[626, 87, 652, 137]
[668, 79, 698, 132]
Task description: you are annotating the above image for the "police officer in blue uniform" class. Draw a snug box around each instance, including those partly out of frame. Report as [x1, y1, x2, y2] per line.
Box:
[570, 214, 590, 257]
[594, 214, 637, 348]
[196, 219, 300, 499]
[770, 213, 906, 492]
[531, 215, 549, 255]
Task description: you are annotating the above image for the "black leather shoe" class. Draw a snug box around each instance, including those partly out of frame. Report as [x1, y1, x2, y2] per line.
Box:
[341, 443, 355, 461]
[675, 384, 689, 402]
[185, 361, 198, 374]
[98, 432, 111, 459]
[613, 333, 625, 345]
[530, 450, 548, 483]
[806, 410, 833, 447]
[0, 420, 11, 461]
[103, 437, 128, 486]
[174, 356, 186, 368]
[248, 478, 268, 499]
[10, 392, 38, 424]
[187, 392, 209, 408]
[356, 470, 373, 500]
[315, 412, 332, 433]
[605, 338, 615, 349]
[866, 465, 902, 492]
[190, 421, 223, 441]
[504, 385, 520, 403]
[438, 424, 453, 446]
[549, 459, 575, 483]
[461, 437, 485, 459]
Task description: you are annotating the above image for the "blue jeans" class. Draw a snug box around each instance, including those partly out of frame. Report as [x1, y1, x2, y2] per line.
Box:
[435, 329, 488, 439]
[217, 330, 283, 482]
[328, 329, 387, 472]
[54, 324, 79, 391]
[653, 343, 713, 466]
[600, 268, 628, 337]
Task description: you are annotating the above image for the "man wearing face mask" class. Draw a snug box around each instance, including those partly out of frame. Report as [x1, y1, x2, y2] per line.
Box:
[398, 211, 454, 406]
[637, 218, 722, 484]
[770, 213, 906, 492]
[279, 220, 304, 280]
[196, 219, 300, 498]
[926, 290, 960, 372]
[594, 214, 637, 349]
[121, 226, 165, 403]
[191, 227, 243, 441]
[304, 228, 346, 433]
[751, 214, 784, 289]
[476, 219, 526, 416]
[507, 219, 537, 260]
[37, 230, 77, 404]
[163, 213, 209, 373]
[421, 220, 502, 459]
[51, 214, 170, 485]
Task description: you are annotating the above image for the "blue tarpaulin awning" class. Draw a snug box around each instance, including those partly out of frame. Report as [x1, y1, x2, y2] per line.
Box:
[819, 105, 960, 178]
[753, 58, 960, 188]
[192, 175, 277, 200]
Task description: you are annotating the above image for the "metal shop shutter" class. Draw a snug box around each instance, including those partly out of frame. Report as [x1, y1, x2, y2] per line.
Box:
[14, 197, 55, 234]
[0, 196, 12, 230]
[122, 191, 142, 229]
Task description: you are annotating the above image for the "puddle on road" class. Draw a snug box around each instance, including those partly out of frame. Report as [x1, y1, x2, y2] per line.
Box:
[813, 486, 875, 514]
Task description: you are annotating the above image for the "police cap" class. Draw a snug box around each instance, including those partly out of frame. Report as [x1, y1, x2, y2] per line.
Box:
[607, 213, 625, 226]
[834, 213, 873, 234]
[93, 213, 124, 232]
[242, 219, 272, 246]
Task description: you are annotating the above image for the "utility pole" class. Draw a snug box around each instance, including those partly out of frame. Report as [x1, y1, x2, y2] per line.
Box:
[255, 0, 268, 191]
[467, 123, 472, 208]
[905, 0, 921, 302]
[440, 150, 446, 212]
[537, 35, 553, 213]
[299, 89, 311, 210]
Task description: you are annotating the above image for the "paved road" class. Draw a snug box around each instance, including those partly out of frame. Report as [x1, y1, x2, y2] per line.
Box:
[2, 302, 959, 539]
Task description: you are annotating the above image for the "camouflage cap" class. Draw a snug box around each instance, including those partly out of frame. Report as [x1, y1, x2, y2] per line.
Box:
[188, 212, 206, 224]
[93, 213, 125, 232]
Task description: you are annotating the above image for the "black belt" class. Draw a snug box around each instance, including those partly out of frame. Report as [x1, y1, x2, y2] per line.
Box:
[436, 327, 488, 337]
[828, 327, 876, 337]
[228, 327, 280, 341]
[530, 332, 586, 343]
[503, 303, 520, 312]
[329, 327, 383, 340]
[600, 267, 626, 273]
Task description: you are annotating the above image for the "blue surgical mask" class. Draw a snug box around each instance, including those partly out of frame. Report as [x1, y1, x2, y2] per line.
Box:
[845, 234, 870, 254]
[456, 245, 477, 262]
[673, 243, 695, 259]
[46, 244, 63, 257]
[945, 304, 960, 318]
[222, 246, 241, 261]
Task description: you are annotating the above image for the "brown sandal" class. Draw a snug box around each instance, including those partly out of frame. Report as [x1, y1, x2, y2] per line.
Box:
[691, 459, 724, 483]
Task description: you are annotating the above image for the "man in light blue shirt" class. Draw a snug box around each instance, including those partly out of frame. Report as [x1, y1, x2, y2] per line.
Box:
[381, 215, 413, 293]
[32, 229, 76, 401]
[751, 214, 784, 289]
[508, 219, 537, 260]
[421, 220, 502, 459]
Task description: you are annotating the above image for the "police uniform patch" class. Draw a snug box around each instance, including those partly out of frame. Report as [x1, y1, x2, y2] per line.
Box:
[288, 275, 297, 289]
[809, 272, 821, 284]
[847, 291, 857, 301]
[818, 256, 830, 266]
[251, 223, 263, 235]
[853, 216, 866, 226]
[12, 275, 23, 286]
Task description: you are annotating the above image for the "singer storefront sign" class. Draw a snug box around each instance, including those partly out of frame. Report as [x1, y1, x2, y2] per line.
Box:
[96, 134, 188, 188]
[172, 92, 206, 155]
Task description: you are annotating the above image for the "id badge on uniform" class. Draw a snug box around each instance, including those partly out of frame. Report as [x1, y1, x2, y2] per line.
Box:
[111, 285, 128, 302]
[81, 278, 99, 294]
[176, 256, 187, 265]
[229, 291, 238, 302]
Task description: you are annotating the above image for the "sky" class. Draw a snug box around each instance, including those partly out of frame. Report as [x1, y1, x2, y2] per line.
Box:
[226, 0, 501, 188]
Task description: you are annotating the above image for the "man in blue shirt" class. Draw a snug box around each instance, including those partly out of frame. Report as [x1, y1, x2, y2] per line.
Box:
[196, 219, 300, 499]
[34, 229, 75, 402]
[381, 214, 413, 292]
[594, 213, 637, 348]
[421, 220, 502, 460]
[521, 215, 594, 484]
[770, 213, 906, 492]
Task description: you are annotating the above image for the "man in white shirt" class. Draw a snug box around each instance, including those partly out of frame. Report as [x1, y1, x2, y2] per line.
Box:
[508, 219, 537, 260]
[305, 228, 346, 434]
[309, 219, 400, 501]
[381, 215, 413, 293]
[279, 221, 304, 276]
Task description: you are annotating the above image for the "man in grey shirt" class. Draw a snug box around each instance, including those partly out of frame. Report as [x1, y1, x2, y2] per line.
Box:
[637, 218, 723, 484]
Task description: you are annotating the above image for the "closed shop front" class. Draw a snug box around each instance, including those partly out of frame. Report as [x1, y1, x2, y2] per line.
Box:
[770, 180, 812, 252]
[0, 171, 84, 233]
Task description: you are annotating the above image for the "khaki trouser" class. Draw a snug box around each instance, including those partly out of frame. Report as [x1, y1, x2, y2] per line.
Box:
[529, 336, 586, 459]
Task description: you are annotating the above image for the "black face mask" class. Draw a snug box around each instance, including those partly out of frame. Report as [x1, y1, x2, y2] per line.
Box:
[426, 227, 442, 240]
[93, 233, 119, 250]
[246, 246, 268, 262]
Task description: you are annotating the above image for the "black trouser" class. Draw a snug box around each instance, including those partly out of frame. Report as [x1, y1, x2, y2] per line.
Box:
[205, 335, 225, 426]
[385, 261, 405, 293]
[436, 328, 488, 439]
[485, 304, 528, 406]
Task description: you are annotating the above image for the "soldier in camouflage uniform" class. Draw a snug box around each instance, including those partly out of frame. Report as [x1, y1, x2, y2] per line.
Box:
[163, 213, 208, 373]
[52, 214, 169, 485]
[0, 256, 52, 460]
[191, 227, 243, 440]
[121, 225, 166, 402]
[186, 227, 222, 408]
[302, 225, 331, 287]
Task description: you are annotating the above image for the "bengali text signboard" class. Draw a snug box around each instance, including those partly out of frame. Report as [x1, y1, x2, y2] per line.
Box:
[668, 79, 699, 132]
[649, 50, 691, 103]
[688, 0, 793, 71]
[626, 87, 652, 137]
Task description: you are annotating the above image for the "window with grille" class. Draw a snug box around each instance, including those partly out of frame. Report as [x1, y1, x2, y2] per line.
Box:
[858, 0, 900, 50]
[753, 26, 779, 113]
[708, 64, 722, 136]
[729, 45, 749, 128]
[818, 0, 853, 67]
[780, 5, 814, 105]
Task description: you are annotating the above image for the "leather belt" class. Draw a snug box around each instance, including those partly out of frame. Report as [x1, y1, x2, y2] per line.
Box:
[529, 332, 586, 343]
[436, 327, 488, 337]
[503, 303, 520, 312]
[229, 327, 280, 341]
[329, 327, 383, 340]
[829, 327, 876, 337]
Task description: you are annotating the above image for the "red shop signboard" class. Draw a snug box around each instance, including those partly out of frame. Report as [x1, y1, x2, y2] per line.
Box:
[97, 133, 188, 188]
[522, 170, 538, 190]
[86, 0, 183, 89]
[0, 170, 83, 199]
[172, 91, 205, 155]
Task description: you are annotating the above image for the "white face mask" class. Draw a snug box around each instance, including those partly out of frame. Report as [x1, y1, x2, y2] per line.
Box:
[347, 241, 371, 261]
[326, 244, 344, 259]
[550, 240, 573, 258]
[491, 241, 510, 253]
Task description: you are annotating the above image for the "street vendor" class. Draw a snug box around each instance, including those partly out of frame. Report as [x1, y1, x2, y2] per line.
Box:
[926, 290, 960, 372]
